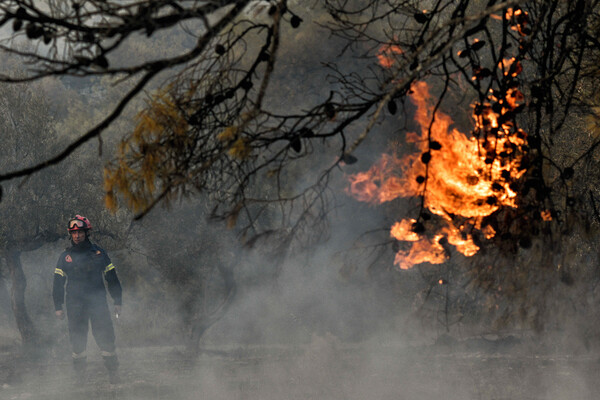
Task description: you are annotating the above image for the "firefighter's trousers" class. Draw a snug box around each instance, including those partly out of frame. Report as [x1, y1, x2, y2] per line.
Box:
[67, 295, 116, 354]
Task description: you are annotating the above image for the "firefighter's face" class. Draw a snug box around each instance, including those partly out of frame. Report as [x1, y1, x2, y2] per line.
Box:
[71, 230, 86, 244]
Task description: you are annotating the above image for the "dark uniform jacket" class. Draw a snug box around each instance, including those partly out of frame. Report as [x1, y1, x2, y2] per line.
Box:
[53, 240, 122, 310]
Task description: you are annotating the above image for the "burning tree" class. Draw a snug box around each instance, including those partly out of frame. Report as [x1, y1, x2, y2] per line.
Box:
[0, 1, 599, 331]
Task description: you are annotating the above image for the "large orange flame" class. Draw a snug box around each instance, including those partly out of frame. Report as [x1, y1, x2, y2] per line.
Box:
[349, 8, 531, 270]
[348, 7, 531, 270]
[348, 79, 527, 269]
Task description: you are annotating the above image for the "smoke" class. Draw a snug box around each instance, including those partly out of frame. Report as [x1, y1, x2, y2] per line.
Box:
[0, 197, 599, 400]
[1, 4, 599, 400]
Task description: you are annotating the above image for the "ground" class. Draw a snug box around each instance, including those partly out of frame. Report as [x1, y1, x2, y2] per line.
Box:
[1, 335, 599, 400]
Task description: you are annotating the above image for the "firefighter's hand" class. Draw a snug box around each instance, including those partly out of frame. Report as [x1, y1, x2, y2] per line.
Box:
[114, 305, 121, 320]
[55, 310, 65, 320]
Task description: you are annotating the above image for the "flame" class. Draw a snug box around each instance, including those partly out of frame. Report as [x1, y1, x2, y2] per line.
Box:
[499, 57, 522, 78]
[348, 80, 527, 269]
[505, 8, 530, 36]
[394, 235, 447, 270]
[349, 11, 530, 270]
[391, 219, 420, 242]
[491, 8, 530, 34]
[377, 44, 403, 68]
[541, 210, 552, 221]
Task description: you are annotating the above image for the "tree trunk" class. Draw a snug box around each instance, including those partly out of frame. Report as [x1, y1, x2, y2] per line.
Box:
[6, 249, 38, 347]
[187, 262, 236, 356]
[0, 274, 13, 321]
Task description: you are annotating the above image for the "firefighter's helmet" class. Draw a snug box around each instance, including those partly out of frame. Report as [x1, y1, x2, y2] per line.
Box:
[68, 215, 92, 232]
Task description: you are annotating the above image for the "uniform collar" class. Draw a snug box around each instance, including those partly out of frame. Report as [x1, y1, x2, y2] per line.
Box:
[71, 239, 93, 252]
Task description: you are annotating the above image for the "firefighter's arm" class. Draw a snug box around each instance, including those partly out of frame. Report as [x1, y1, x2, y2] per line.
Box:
[53, 267, 66, 319]
[104, 263, 122, 307]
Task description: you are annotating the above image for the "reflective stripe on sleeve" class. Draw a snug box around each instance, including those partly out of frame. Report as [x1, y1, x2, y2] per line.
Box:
[104, 263, 115, 273]
[55, 268, 65, 277]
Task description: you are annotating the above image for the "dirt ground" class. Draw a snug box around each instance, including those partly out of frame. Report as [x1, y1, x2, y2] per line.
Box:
[1, 336, 599, 400]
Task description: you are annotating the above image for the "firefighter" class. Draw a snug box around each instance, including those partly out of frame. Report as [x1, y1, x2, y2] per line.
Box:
[53, 215, 122, 384]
